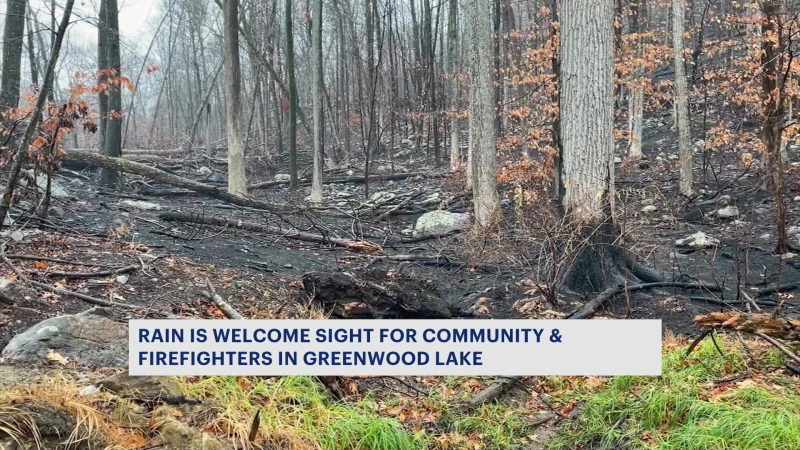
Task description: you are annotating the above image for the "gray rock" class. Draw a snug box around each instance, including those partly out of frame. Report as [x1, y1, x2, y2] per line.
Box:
[20, 170, 70, 198]
[640, 205, 658, 214]
[49, 206, 66, 217]
[714, 206, 739, 219]
[787, 226, 800, 236]
[1, 307, 128, 368]
[100, 372, 182, 399]
[413, 210, 470, 237]
[794, 196, 800, 202]
[717, 195, 731, 206]
[614, 157, 622, 163]
[676, 231, 719, 249]
[0, 278, 23, 305]
[115, 275, 129, 285]
[196, 166, 213, 177]
[120, 199, 162, 211]
[10, 231, 24, 242]
[274, 173, 291, 182]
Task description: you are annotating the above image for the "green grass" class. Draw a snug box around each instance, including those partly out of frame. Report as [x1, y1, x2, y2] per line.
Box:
[181, 375, 426, 450]
[552, 337, 800, 450]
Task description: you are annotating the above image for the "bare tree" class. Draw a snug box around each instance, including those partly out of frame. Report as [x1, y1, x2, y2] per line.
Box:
[447, 0, 460, 171]
[673, 0, 692, 196]
[466, 0, 499, 226]
[0, 0, 26, 120]
[225, 0, 248, 195]
[286, 0, 300, 191]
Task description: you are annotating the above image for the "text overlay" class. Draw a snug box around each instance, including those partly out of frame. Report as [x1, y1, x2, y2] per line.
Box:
[129, 319, 662, 376]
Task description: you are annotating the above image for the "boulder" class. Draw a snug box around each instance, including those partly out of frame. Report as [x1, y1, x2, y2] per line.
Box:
[676, 231, 719, 249]
[1, 307, 128, 368]
[413, 210, 469, 237]
[0, 278, 23, 305]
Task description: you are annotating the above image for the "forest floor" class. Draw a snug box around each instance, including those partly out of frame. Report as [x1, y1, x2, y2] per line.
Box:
[1, 109, 800, 449]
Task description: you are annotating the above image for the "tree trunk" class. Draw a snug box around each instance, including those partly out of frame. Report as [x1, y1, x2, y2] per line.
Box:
[224, 0, 248, 195]
[98, 0, 123, 187]
[97, 0, 109, 153]
[627, 0, 645, 160]
[559, 0, 620, 293]
[0, 0, 27, 125]
[673, 0, 693, 196]
[310, 0, 325, 203]
[286, 0, 300, 191]
[466, 0, 499, 227]
[447, 0, 460, 171]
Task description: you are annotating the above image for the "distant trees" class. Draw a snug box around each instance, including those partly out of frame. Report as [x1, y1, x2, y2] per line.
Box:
[309, 0, 324, 203]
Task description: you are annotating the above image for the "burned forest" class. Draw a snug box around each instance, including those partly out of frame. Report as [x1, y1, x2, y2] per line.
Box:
[0, 0, 799, 449]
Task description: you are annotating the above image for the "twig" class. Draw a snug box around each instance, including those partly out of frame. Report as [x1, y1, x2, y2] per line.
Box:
[5, 254, 116, 267]
[26, 264, 139, 279]
[754, 332, 800, 366]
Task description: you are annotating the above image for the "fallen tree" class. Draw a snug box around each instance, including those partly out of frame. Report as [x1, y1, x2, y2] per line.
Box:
[247, 171, 451, 190]
[159, 211, 382, 254]
[62, 150, 294, 212]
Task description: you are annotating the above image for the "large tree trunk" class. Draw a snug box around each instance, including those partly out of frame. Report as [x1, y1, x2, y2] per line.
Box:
[97, 0, 109, 152]
[559, 0, 620, 293]
[466, 0, 498, 227]
[627, 0, 645, 160]
[310, 0, 325, 203]
[224, 0, 248, 195]
[98, 0, 123, 187]
[673, 0, 693, 196]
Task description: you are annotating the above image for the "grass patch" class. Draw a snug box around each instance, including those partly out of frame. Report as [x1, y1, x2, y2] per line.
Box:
[180, 375, 426, 449]
[552, 335, 800, 450]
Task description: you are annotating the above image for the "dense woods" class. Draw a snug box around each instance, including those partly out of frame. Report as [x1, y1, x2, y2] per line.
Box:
[0, 0, 800, 448]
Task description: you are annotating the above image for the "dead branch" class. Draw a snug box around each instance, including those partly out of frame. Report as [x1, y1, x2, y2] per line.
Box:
[201, 277, 245, 320]
[160, 211, 382, 254]
[26, 264, 139, 279]
[694, 312, 800, 342]
[468, 376, 522, 409]
[5, 254, 117, 268]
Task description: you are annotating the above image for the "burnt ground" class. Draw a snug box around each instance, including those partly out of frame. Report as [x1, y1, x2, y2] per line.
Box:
[1, 109, 800, 351]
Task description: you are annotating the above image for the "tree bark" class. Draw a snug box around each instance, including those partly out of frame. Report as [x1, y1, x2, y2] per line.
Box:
[673, 0, 693, 196]
[447, 0, 460, 171]
[97, 0, 109, 153]
[224, 0, 248, 195]
[310, 0, 325, 203]
[0, 0, 27, 123]
[466, 0, 499, 227]
[559, 0, 620, 293]
[98, 0, 123, 187]
[286, 0, 300, 191]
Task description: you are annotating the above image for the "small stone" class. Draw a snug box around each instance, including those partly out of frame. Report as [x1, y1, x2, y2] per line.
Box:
[274, 173, 291, 182]
[759, 233, 772, 240]
[655, 156, 663, 161]
[284, 264, 293, 269]
[641, 205, 658, 213]
[794, 196, 800, 202]
[787, 226, 800, 235]
[732, 220, 748, 227]
[614, 157, 622, 163]
[9, 231, 24, 242]
[49, 206, 66, 217]
[668, 154, 679, 160]
[115, 275, 129, 285]
[717, 195, 731, 206]
[196, 166, 213, 176]
[780, 253, 796, 260]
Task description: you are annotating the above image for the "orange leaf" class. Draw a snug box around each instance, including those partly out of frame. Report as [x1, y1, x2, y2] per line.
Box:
[34, 261, 48, 269]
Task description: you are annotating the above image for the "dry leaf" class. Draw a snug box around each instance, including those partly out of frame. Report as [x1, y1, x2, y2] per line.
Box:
[46, 349, 69, 365]
[34, 261, 48, 269]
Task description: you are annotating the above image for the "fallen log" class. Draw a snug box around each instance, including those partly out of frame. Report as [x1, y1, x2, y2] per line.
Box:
[694, 312, 800, 342]
[247, 171, 451, 190]
[62, 150, 294, 212]
[159, 211, 382, 254]
[301, 270, 468, 319]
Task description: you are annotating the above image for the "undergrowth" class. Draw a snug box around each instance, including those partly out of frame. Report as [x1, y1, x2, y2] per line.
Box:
[551, 334, 800, 450]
